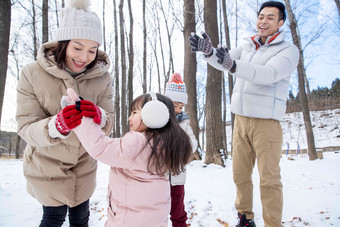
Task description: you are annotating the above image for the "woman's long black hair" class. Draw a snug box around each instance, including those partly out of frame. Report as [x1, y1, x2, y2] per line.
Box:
[130, 93, 192, 176]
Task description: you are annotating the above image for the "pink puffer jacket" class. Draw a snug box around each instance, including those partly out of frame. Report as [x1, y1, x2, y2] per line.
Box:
[74, 117, 170, 227]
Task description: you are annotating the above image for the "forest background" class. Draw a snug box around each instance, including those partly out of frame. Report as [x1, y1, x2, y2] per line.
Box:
[0, 0, 339, 164]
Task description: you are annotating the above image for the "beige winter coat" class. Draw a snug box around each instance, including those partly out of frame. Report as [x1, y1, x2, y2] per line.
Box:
[16, 41, 114, 207]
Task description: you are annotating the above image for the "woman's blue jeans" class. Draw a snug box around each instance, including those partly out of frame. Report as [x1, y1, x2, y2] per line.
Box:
[39, 199, 89, 227]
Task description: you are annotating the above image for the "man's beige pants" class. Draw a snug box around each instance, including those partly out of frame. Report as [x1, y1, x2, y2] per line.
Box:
[233, 115, 283, 227]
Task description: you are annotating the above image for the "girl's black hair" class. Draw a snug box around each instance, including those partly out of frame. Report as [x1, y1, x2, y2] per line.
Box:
[130, 93, 192, 176]
[53, 40, 99, 70]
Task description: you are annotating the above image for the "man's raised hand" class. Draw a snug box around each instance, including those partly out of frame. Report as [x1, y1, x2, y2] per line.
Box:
[216, 45, 234, 71]
[188, 31, 213, 56]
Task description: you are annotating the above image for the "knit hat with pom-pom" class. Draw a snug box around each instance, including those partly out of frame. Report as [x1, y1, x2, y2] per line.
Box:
[164, 73, 188, 104]
[55, 0, 102, 45]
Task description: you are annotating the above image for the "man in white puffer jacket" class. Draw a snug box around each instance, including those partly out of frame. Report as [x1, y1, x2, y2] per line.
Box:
[188, 1, 299, 227]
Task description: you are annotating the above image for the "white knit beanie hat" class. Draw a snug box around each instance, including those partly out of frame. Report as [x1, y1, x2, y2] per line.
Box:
[55, 0, 102, 46]
[164, 73, 188, 104]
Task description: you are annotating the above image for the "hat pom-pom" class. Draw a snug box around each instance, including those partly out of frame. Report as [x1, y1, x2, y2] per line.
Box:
[170, 73, 183, 84]
[67, 0, 91, 10]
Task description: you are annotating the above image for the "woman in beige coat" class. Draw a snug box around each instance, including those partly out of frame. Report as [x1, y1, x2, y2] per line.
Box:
[15, 1, 114, 226]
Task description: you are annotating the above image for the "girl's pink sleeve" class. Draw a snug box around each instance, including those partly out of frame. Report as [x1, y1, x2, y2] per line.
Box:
[73, 117, 145, 168]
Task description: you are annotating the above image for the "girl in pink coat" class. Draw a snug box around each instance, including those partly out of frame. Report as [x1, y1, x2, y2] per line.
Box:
[71, 91, 192, 227]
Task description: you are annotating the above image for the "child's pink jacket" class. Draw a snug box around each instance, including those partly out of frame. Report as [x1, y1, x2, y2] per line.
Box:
[74, 117, 170, 227]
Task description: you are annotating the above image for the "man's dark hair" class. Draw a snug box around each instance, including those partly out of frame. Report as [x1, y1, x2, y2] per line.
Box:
[258, 1, 286, 22]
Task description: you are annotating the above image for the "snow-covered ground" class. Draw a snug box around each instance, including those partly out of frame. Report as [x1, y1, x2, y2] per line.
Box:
[1, 152, 340, 226]
[1, 109, 339, 226]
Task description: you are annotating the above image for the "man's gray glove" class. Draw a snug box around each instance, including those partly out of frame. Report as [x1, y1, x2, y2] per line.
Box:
[188, 31, 213, 57]
[216, 45, 235, 71]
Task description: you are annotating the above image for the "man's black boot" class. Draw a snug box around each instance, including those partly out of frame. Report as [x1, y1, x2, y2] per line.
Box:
[236, 213, 256, 227]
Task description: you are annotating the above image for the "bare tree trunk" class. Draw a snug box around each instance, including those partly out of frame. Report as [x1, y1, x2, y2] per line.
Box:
[334, 0, 340, 17]
[204, 0, 224, 166]
[202, 114, 206, 155]
[219, 0, 228, 158]
[221, 74, 228, 158]
[0, 0, 11, 130]
[194, 102, 205, 161]
[103, 0, 106, 52]
[156, 11, 167, 88]
[159, 0, 174, 78]
[148, 33, 161, 93]
[304, 74, 311, 99]
[235, 0, 238, 46]
[142, 0, 147, 93]
[55, 0, 59, 27]
[127, 0, 134, 113]
[10, 46, 20, 81]
[148, 62, 153, 92]
[119, 0, 128, 134]
[153, 4, 169, 90]
[42, 0, 48, 43]
[284, 0, 318, 160]
[183, 0, 200, 157]
[15, 135, 21, 159]
[222, 0, 235, 155]
[113, 0, 120, 137]
[32, 0, 38, 60]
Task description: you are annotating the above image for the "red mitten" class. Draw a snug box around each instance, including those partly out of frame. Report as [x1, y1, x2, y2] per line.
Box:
[56, 105, 82, 134]
[78, 100, 102, 125]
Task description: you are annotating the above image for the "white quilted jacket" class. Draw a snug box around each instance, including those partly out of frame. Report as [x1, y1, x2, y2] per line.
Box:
[205, 31, 299, 121]
[170, 118, 198, 186]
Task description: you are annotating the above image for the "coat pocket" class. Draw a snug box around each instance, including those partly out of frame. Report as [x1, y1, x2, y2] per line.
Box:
[106, 188, 116, 217]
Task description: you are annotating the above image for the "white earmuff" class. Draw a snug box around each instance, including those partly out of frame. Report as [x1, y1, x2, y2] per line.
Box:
[141, 92, 170, 129]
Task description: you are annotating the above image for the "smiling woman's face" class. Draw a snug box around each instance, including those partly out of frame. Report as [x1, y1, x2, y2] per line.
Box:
[65, 39, 99, 73]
